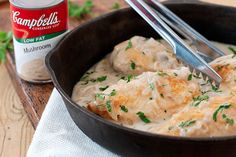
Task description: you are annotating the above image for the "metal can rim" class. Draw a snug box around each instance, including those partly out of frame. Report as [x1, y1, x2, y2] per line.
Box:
[9, 0, 65, 9]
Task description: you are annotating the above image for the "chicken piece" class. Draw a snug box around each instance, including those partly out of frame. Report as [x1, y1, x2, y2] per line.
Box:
[87, 67, 201, 125]
[154, 95, 236, 137]
[110, 36, 181, 75]
[210, 54, 236, 94]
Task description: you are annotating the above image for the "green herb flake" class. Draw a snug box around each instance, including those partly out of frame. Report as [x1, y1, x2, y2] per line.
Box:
[216, 65, 229, 71]
[95, 93, 106, 100]
[149, 83, 155, 90]
[192, 95, 209, 107]
[157, 71, 168, 77]
[68, 0, 93, 18]
[127, 74, 133, 82]
[110, 89, 116, 96]
[179, 120, 196, 128]
[90, 79, 96, 82]
[111, 2, 120, 10]
[106, 100, 112, 112]
[99, 85, 109, 91]
[97, 76, 107, 82]
[81, 80, 89, 85]
[136, 112, 151, 123]
[222, 114, 234, 125]
[173, 72, 178, 76]
[211, 84, 222, 93]
[228, 46, 236, 58]
[188, 74, 193, 81]
[213, 103, 232, 122]
[120, 105, 128, 113]
[80, 75, 89, 81]
[126, 40, 133, 50]
[130, 61, 136, 70]
[121, 74, 134, 83]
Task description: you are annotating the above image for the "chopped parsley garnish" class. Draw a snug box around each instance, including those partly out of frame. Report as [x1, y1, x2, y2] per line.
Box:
[80, 72, 92, 84]
[109, 89, 116, 96]
[126, 40, 132, 50]
[81, 81, 89, 85]
[179, 120, 196, 128]
[80, 74, 107, 84]
[120, 105, 128, 113]
[213, 103, 231, 122]
[90, 79, 97, 82]
[136, 112, 151, 123]
[120, 76, 125, 80]
[68, 0, 93, 18]
[127, 74, 133, 82]
[173, 72, 178, 76]
[96, 89, 116, 100]
[228, 46, 236, 58]
[99, 85, 109, 91]
[149, 83, 155, 90]
[217, 64, 229, 71]
[111, 2, 120, 10]
[211, 84, 222, 93]
[95, 93, 106, 100]
[192, 95, 209, 107]
[130, 61, 136, 70]
[106, 100, 112, 112]
[222, 114, 234, 125]
[188, 74, 192, 81]
[157, 71, 168, 77]
[80, 74, 89, 81]
[121, 74, 134, 83]
[97, 76, 107, 82]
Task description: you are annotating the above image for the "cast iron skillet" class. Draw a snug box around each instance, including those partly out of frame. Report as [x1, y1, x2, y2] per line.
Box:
[46, 2, 236, 157]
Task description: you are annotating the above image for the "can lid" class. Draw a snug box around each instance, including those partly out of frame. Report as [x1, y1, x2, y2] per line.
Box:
[10, 0, 64, 9]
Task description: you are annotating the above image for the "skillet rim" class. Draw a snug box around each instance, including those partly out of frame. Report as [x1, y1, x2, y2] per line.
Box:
[45, 3, 236, 142]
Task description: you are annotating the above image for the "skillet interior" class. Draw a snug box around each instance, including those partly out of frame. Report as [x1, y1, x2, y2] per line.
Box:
[46, 3, 236, 157]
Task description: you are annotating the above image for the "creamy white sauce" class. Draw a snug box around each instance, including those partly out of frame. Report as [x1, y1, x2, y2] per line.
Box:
[72, 37, 236, 137]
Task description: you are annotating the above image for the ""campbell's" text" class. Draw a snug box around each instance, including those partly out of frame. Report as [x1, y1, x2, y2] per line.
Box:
[12, 11, 60, 29]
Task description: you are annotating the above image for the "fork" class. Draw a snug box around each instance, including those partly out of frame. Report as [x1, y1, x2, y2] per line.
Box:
[147, 0, 225, 61]
[125, 0, 222, 85]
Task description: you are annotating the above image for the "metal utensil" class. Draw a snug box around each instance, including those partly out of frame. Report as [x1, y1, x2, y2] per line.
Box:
[125, 0, 222, 85]
[147, 0, 225, 60]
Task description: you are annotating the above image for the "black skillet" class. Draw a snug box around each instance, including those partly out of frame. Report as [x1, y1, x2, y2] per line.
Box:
[46, 2, 236, 157]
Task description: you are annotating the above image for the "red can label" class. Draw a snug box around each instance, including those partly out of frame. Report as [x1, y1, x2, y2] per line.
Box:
[10, 0, 68, 43]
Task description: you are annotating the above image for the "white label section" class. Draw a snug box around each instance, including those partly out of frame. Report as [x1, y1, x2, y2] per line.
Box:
[14, 31, 67, 80]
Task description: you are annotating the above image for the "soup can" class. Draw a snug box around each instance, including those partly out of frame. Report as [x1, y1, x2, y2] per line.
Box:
[9, 0, 68, 83]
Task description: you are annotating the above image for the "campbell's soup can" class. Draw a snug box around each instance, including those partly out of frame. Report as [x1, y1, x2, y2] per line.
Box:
[9, 0, 68, 83]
